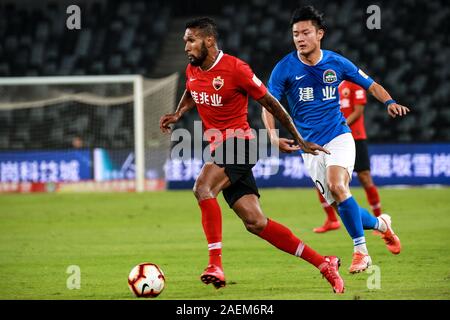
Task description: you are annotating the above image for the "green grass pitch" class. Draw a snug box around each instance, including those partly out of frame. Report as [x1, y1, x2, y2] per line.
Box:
[1, 187, 449, 300]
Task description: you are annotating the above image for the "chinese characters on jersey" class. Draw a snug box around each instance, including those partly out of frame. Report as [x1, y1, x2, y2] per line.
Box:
[190, 91, 223, 107]
[299, 86, 337, 102]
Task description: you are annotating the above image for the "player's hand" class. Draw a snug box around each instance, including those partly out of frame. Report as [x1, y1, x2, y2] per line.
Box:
[387, 103, 410, 118]
[159, 113, 180, 134]
[301, 141, 330, 156]
[272, 138, 302, 153]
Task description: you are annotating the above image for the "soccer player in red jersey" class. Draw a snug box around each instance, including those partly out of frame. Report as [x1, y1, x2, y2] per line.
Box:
[313, 80, 383, 233]
[159, 17, 344, 293]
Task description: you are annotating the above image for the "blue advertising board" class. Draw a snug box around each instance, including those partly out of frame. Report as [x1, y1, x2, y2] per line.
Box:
[0, 150, 92, 182]
[166, 143, 450, 189]
[93, 148, 164, 181]
[93, 148, 135, 181]
[1, 144, 448, 187]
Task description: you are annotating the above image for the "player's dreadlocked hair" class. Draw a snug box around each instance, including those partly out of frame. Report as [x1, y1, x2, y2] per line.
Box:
[290, 5, 326, 31]
[185, 17, 219, 39]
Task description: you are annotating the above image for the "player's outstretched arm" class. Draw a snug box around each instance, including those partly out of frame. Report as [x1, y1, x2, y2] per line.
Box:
[159, 90, 196, 134]
[368, 82, 411, 118]
[259, 92, 329, 155]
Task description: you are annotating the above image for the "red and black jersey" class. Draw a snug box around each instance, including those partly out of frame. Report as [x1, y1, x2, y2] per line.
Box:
[185, 51, 267, 150]
[339, 80, 367, 140]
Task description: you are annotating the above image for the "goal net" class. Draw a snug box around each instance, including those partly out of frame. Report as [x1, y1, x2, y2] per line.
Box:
[0, 74, 178, 193]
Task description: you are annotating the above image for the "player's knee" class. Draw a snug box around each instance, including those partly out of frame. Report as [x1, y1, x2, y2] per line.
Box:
[193, 183, 212, 201]
[328, 182, 348, 199]
[243, 216, 266, 234]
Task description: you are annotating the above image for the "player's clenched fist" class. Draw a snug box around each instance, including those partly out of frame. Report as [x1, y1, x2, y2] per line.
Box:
[159, 113, 180, 134]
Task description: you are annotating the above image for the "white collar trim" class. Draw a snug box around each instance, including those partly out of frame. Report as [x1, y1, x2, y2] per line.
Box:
[201, 50, 224, 71]
[298, 50, 323, 66]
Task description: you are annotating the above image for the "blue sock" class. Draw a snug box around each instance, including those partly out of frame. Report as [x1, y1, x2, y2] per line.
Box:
[337, 196, 364, 240]
[360, 207, 378, 229]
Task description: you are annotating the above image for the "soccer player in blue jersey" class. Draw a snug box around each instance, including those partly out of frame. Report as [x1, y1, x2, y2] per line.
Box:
[262, 6, 410, 273]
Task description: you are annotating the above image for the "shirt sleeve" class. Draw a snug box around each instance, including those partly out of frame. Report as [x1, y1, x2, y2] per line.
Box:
[267, 61, 287, 101]
[352, 83, 367, 105]
[340, 56, 374, 90]
[234, 59, 267, 100]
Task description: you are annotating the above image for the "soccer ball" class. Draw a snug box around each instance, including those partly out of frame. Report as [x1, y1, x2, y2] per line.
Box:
[128, 263, 165, 298]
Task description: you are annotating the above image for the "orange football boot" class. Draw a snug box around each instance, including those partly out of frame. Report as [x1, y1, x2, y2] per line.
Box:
[379, 214, 401, 254]
[313, 220, 341, 233]
[200, 264, 226, 289]
[320, 256, 345, 293]
[349, 251, 372, 273]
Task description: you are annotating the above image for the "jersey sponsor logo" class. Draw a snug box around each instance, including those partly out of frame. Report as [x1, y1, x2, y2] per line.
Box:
[358, 69, 369, 79]
[295, 74, 306, 80]
[322, 86, 337, 101]
[252, 74, 262, 87]
[299, 87, 314, 102]
[212, 76, 224, 90]
[191, 90, 223, 106]
[323, 69, 337, 84]
[189, 78, 197, 82]
[355, 89, 365, 99]
[340, 98, 351, 109]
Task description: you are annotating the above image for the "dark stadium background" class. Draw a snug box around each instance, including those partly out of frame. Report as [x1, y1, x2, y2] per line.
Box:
[1, 0, 448, 150]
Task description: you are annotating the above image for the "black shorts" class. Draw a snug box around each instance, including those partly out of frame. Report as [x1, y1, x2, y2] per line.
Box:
[211, 138, 260, 208]
[354, 139, 371, 172]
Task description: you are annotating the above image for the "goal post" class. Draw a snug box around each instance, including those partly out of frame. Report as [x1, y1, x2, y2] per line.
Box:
[0, 73, 179, 193]
[133, 75, 145, 192]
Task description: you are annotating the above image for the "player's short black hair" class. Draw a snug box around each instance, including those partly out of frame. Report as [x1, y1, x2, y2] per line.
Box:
[185, 17, 219, 39]
[290, 5, 325, 30]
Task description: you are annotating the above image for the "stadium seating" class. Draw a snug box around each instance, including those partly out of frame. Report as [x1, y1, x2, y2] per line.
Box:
[214, 0, 449, 142]
[0, 0, 448, 149]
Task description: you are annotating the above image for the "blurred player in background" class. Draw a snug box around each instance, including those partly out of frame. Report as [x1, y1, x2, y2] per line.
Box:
[262, 6, 410, 273]
[160, 17, 344, 293]
[313, 80, 382, 233]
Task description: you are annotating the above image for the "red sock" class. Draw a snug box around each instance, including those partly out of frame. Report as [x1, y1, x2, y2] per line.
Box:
[365, 185, 381, 217]
[198, 198, 222, 267]
[258, 219, 325, 268]
[316, 189, 338, 222]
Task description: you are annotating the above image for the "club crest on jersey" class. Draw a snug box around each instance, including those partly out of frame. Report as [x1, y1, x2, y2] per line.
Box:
[212, 76, 224, 90]
[323, 69, 337, 84]
[342, 87, 350, 97]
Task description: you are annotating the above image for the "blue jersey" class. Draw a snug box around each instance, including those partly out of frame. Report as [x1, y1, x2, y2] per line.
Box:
[268, 49, 374, 146]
